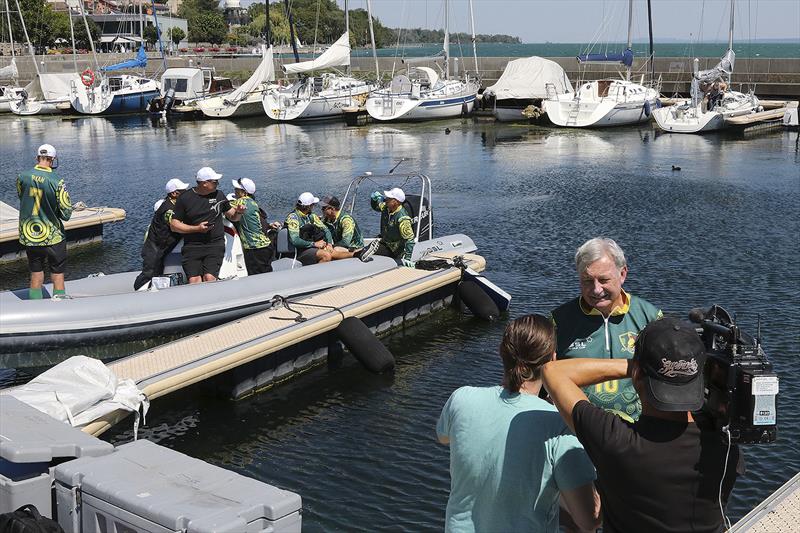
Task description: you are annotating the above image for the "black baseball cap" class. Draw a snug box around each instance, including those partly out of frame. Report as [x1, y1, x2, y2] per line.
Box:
[320, 196, 340, 209]
[634, 317, 707, 412]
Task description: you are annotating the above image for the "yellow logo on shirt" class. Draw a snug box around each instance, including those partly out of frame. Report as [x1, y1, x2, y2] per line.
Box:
[619, 331, 637, 354]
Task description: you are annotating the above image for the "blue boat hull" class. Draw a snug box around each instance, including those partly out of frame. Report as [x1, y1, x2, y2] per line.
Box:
[103, 89, 160, 115]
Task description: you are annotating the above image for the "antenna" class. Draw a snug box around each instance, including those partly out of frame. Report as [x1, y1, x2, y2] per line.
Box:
[388, 158, 405, 174]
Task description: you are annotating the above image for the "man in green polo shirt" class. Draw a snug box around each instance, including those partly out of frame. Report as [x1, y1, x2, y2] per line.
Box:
[230, 178, 278, 275]
[16, 144, 73, 300]
[550, 237, 662, 421]
[369, 187, 415, 267]
[319, 195, 378, 262]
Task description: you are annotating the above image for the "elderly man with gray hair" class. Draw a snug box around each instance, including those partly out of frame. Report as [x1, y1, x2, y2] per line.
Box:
[550, 237, 662, 423]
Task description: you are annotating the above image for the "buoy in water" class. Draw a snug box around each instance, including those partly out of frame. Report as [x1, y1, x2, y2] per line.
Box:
[457, 280, 500, 321]
[335, 317, 395, 373]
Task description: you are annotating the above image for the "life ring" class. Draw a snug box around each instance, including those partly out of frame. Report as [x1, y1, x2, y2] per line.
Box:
[80, 69, 95, 87]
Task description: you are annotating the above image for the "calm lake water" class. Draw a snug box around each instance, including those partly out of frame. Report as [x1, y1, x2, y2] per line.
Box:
[1, 114, 798, 530]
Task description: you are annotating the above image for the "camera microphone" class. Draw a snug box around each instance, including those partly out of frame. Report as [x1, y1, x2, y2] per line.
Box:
[688, 308, 732, 337]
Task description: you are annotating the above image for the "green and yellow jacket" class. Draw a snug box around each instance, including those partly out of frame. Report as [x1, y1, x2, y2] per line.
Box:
[16, 165, 73, 247]
[550, 291, 662, 422]
[231, 196, 271, 250]
[285, 208, 332, 250]
[324, 210, 364, 249]
[370, 196, 414, 260]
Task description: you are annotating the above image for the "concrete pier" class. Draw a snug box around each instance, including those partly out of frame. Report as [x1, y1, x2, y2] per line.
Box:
[4, 53, 799, 98]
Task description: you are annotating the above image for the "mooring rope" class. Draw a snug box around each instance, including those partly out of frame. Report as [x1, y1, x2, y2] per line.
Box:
[269, 294, 346, 323]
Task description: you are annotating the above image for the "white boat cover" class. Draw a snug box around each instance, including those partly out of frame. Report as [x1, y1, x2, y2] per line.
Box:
[484, 57, 573, 100]
[415, 66, 439, 88]
[225, 45, 274, 104]
[282, 32, 350, 74]
[4, 355, 149, 438]
[24, 72, 77, 101]
[0, 58, 18, 80]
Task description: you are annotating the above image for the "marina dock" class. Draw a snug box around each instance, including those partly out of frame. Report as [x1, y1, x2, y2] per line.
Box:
[79, 253, 486, 437]
[731, 473, 800, 532]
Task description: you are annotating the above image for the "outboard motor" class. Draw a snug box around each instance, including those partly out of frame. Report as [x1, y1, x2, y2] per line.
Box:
[403, 194, 432, 239]
[163, 87, 176, 112]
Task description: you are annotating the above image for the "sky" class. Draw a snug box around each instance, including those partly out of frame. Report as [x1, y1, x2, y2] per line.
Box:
[246, 0, 800, 43]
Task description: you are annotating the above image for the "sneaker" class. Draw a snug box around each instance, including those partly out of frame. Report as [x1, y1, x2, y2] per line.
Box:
[51, 293, 73, 301]
[356, 240, 381, 263]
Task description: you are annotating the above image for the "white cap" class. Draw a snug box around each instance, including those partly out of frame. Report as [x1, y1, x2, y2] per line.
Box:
[37, 144, 56, 158]
[297, 192, 319, 206]
[153, 199, 165, 212]
[232, 178, 256, 195]
[165, 178, 190, 194]
[383, 187, 406, 203]
[196, 166, 222, 181]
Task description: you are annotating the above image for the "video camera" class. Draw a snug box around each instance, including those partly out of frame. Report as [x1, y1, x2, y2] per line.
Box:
[689, 305, 779, 444]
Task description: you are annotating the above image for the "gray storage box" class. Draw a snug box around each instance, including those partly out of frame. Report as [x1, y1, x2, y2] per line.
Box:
[55, 439, 302, 533]
[0, 395, 113, 517]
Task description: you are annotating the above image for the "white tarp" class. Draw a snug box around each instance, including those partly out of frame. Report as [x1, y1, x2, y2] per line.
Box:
[4, 355, 149, 438]
[282, 32, 350, 74]
[485, 57, 573, 100]
[24, 72, 78, 102]
[227, 45, 274, 104]
[0, 58, 18, 80]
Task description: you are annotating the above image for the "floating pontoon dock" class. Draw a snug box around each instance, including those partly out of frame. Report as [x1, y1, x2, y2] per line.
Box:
[0, 201, 126, 262]
[731, 473, 800, 532]
[79, 253, 487, 437]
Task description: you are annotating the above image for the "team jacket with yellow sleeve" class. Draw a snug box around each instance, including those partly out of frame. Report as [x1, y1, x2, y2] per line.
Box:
[284, 209, 332, 250]
[324, 210, 364, 249]
[16, 165, 73, 247]
[369, 195, 415, 261]
[550, 291, 662, 422]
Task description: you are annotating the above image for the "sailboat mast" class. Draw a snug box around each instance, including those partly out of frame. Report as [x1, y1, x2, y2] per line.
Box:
[625, 0, 633, 81]
[76, 0, 100, 72]
[138, 1, 145, 76]
[3, 0, 14, 61]
[728, 0, 734, 51]
[68, 2, 77, 72]
[468, 0, 478, 75]
[285, 0, 299, 63]
[366, 0, 379, 80]
[265, 0, 271, 45]
[13, 0, 39, 76]
[443, 0, 449, 80]
[647, 0, 654, 82]
[344, 0, 350, 75]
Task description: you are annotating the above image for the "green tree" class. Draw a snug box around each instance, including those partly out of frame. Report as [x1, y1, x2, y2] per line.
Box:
[51, 13, 100, 50]
[189, 11, 227, 45]
[247, 7, 290, 45]
[9, 0, 60, 49]
[169, 26, 186, 46]
[143, 25, 159, 47]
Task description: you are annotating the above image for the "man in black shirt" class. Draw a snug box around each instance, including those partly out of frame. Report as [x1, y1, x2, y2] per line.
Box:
[170, 167, 245, 283]
[542, 318, 742, 533]
[133, 178, 189, 290]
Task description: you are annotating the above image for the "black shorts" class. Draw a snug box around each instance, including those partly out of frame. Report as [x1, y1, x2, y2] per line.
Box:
[243, 247, 273, 275]
[26, 241, 67, 274]
[181, 244, 224, 278]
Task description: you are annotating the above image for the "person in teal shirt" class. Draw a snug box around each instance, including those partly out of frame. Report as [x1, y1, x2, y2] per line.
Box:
[437, 315, 599, 533]
[16, 144, 73, 300]
[550, 237, 662, 422]
[230, 178, 278, 274]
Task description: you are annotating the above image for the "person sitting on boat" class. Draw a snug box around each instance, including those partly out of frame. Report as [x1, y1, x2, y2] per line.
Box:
[133, 178, 189, 290]
[16, 144, 73, 300]
[437, 314, 600, 533]
[369, 188, 415, 267]
[230, 177, 280, 275]
[285, 192, 333, 266]
[549, 237, 662, 423]
[169, 167, 245, 284]
[320, 195, 379, 262]
[542, 317, 743, 533]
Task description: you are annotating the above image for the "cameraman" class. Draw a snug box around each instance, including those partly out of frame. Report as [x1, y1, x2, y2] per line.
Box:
[542, 318, 743, 533]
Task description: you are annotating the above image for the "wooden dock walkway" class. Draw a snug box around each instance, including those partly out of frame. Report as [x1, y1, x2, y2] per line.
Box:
[731, 473, 800, 532]
[81, 253, 486, 436]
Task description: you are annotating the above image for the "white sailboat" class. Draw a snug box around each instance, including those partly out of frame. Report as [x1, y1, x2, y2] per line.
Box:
[198, 45, 275, 118]
[544, 0, 659, 128]
[0, 0, 24, 113]
[365, 0, 479, 122]
[262, 0, 374, 122]
[7, 0, 74, 115]
[652, 0, 760, 133]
